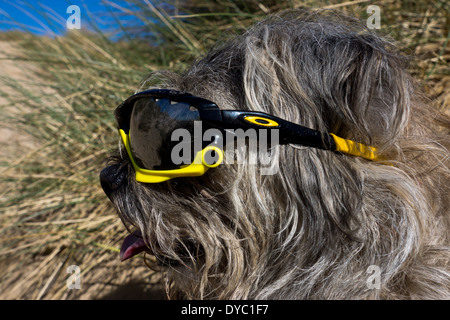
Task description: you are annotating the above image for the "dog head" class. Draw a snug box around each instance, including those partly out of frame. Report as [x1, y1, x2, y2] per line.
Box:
[100, 9, 449, 299]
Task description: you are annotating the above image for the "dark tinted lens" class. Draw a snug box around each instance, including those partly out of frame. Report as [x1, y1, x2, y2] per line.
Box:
[129, 97, 200, 170]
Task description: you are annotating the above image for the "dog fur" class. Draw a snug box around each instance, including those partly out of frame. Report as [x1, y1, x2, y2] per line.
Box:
[100, 9, 450, 299]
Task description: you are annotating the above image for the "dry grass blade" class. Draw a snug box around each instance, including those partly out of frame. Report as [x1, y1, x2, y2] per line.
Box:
[143, 0, 201, 54]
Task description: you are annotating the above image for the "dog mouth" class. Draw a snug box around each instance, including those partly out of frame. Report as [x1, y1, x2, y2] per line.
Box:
[120, 230, 153, 261]
[120, 229, 205, 267]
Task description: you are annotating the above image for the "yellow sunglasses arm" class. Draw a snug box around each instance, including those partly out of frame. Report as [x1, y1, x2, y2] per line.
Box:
[329, 133, 378, 161]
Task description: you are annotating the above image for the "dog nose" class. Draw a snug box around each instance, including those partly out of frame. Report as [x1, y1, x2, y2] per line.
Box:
[100, 164, 127, 198]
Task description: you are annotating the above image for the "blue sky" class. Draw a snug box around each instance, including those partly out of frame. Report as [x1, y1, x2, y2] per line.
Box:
[0, 0, 144, 38]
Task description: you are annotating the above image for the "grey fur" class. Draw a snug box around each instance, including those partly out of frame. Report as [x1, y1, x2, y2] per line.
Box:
[103, 9, 450, 299]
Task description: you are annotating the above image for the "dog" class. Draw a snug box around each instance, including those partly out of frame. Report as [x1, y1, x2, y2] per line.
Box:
[100, 9, 450, 299]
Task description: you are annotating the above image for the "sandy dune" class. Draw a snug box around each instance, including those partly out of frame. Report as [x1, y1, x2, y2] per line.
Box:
[0, 41, 41, 161]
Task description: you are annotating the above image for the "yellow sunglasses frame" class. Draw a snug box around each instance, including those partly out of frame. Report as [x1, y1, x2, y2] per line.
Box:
[119, 129, 223, 183]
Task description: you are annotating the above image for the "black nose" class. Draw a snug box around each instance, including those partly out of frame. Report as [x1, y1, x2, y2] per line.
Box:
[100, 164, 127, 198]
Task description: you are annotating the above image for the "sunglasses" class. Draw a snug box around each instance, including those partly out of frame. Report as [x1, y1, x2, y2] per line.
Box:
[114, 89, 378, 183]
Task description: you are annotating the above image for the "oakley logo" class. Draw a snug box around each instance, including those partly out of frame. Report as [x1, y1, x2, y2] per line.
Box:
[171, 121, 279, 175]
[244, 116, 279, 127]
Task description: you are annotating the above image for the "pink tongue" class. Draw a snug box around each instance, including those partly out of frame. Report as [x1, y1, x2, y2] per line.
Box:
[120, 230, 151, 261]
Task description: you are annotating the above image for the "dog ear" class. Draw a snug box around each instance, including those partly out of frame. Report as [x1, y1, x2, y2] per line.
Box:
[242, 21, 412, 151]
[318, 33, 412, 149]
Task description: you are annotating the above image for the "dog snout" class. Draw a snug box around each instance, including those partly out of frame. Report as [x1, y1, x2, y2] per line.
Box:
[100, 164, 127, 198]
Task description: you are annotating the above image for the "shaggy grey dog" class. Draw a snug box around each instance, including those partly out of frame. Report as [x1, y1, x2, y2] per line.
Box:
[100, 9, 450, 299]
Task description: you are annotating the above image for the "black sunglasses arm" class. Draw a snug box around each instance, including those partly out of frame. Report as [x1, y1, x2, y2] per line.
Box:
[199, 109, 336, 151]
